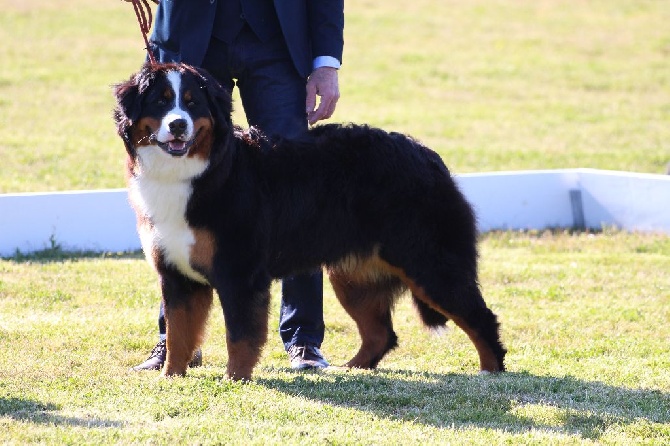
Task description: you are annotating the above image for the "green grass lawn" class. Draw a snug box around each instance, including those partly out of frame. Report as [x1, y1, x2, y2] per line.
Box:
[1, 231, 669, 444]
[1, 0, 669, 444]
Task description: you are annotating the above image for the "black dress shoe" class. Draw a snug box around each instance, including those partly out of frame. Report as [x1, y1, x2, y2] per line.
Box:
[132, 340, 203, 371]
[287, 344, 329, 370]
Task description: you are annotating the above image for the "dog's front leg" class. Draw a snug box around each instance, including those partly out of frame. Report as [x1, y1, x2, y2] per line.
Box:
[218, 285, 271, 381]
[161, 273, 214, 377]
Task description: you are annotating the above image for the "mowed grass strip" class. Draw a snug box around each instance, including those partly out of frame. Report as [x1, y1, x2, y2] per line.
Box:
[1, 231, 668, 444]
[1, 0, 669, 193]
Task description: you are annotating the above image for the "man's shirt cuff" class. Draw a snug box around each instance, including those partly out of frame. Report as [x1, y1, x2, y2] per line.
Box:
[313, 56, 341, 70]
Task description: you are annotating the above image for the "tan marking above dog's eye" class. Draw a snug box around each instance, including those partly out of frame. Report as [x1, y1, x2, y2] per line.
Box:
[184, 91, 197, 108]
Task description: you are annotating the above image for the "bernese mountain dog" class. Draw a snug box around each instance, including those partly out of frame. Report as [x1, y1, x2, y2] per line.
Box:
[113, 63, 506, 380]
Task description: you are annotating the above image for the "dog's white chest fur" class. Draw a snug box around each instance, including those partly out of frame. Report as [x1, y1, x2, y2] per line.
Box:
[130, 148, 209, 284]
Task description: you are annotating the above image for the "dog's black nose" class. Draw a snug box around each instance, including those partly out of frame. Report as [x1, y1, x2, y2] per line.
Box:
[168, 118, 188, 136]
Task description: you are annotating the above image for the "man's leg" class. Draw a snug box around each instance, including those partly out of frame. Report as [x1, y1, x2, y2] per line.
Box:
[234, 27, 328, 368]
[279, 272, 328, 369]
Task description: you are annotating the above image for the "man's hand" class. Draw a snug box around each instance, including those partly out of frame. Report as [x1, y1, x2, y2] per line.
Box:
[306, 67, 340, 125]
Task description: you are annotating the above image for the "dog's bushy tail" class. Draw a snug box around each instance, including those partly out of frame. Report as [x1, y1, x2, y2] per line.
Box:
[412, 294, 449, 328]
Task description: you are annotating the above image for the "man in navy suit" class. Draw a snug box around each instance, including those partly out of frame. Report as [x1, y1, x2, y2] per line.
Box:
[131, 0, 344, 371]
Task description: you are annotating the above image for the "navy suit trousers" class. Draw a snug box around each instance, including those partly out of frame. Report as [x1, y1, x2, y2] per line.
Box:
[158, 27, 325, 351]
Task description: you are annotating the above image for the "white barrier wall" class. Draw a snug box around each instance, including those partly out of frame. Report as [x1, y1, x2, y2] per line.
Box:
[0, 189, 137, 256]
[456, 170, 581, 232]
[577, 170, 670, 232]
[1, 169, 669, 256]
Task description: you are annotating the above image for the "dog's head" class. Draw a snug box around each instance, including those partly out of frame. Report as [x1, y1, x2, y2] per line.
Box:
[114, 63, 233, 178]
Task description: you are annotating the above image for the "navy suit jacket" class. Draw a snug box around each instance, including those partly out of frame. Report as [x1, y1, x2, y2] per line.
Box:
[150, 0, 344, 78]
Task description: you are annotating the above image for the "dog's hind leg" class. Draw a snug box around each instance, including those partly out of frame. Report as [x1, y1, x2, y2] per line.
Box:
[405, 272, 506, 373]
[329, 269, 403, 369]
[163, 284, 214, 377]
[448, 302, 506, 373]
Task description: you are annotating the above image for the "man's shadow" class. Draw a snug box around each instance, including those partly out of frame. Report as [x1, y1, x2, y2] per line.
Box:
[258, 369, 669, 440]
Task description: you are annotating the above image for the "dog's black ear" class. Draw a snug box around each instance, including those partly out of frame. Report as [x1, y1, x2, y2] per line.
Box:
[113, 63, 160, 128]
[113, 78, 142, 156]
[192, 66, 234, 134]
[113, 79, 141, 128]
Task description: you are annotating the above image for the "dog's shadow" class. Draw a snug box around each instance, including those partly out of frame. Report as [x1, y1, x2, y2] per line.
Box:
[257, 369, 669, 440]
[0, 397, 124, 428]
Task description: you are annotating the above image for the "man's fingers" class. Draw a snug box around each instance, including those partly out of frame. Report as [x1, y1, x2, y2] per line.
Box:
[308, 98, 331, 125]
[306, 83, 318, 116]
[311, 95, 338, 123]
[307, 89, 340, 124]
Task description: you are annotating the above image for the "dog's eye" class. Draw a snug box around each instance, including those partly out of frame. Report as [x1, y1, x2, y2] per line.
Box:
[157, 99, 167, 106]
[187, 101, 196, 108]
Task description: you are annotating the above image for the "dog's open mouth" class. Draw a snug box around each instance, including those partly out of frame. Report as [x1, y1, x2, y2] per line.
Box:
[157, 139, 193, 156]
[151, 129, 201, 157]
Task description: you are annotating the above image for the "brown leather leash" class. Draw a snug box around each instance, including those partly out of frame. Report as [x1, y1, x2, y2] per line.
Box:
[129, 0, 159, 65]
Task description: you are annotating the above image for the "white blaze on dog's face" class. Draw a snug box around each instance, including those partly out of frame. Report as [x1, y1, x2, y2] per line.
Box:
[154, 71, 196, 155]
[128, 68, 215, 181]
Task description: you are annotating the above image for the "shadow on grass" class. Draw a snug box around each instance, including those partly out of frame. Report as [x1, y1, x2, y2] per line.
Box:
[0, 397, 124, 428]
[258, 370, 669, 440]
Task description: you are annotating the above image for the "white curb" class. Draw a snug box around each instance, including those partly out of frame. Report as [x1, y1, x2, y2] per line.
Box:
[1, 169, 668, 256]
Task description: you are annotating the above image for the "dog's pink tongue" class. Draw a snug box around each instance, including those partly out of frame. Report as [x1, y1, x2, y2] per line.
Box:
[169, 140, 186, 152]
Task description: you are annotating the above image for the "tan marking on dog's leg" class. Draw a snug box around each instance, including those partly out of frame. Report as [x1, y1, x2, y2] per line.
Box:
[163, 287, 213, 377]
[376, 259, 502, 373]
[163, 306, 190, 377]
[344, 311, 393, 369]
[226, 340, 261, 382]
[188, 286, 213, 363]
[329, 269, 397, 369]
[446, 315, 501, 372]
[225, 291, 270, 381]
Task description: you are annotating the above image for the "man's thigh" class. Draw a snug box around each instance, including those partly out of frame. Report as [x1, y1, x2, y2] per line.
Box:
[235, 35, 308, 138]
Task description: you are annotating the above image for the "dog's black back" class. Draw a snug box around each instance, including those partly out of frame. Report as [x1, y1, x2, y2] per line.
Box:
[191, 124, 477, 277]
